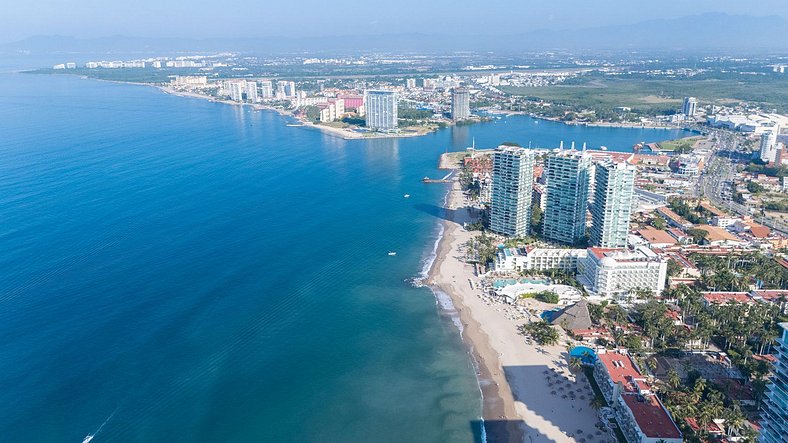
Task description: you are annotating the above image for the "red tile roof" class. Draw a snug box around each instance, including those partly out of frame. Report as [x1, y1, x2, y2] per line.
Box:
[622, 395, 682, 439]
[749, 224, 771, 239]
[701, 292, 753, 305]
[597, 352, 650, 393]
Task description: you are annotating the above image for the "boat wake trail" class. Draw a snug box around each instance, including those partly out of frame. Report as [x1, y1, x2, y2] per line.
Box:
[82, 408, 117, 443]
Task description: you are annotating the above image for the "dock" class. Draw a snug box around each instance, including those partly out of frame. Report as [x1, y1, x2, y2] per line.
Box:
[422, 171, 454, 183]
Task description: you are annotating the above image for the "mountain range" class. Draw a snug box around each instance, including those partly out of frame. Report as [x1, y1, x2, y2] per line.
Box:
[3, 13, 787, 55]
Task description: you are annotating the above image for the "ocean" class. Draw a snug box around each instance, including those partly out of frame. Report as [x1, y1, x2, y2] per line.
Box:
[0, 71, 691, 442]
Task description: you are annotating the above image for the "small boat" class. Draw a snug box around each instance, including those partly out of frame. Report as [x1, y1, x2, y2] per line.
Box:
[403, 194, 410, 198]
[600, 146, 608, 151]
[388, 251, 397, 256]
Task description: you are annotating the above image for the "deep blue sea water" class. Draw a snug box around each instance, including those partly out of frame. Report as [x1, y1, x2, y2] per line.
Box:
[0, 71, 690, 442]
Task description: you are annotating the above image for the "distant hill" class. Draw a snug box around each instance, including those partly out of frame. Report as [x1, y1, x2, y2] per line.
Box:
[3, 13, 787, 55]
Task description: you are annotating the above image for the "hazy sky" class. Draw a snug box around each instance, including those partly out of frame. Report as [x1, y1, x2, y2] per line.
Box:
[3, 0, 788, 42]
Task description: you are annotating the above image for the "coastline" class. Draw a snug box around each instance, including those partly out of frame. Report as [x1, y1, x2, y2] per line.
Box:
[483, 108, 679, 130]
[427, 175, 605, 442]
[156, 85, 438, 140]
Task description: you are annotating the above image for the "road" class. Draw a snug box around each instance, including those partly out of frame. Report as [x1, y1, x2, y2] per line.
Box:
[698, 130, 788, 235]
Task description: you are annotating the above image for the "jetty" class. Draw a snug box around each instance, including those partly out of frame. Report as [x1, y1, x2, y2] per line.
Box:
[422, 171, 453, 183]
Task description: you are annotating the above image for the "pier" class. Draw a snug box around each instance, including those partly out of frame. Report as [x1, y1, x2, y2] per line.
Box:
[422, 171, 454, 183]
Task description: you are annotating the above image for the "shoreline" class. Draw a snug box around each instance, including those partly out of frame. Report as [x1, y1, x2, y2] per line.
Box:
[427, 175, 606, 442]
[156, 85, 440, 140]
[483, 108, 680, 130]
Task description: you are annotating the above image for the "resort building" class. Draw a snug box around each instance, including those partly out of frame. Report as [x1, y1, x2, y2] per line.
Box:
[451, 87, 470, 120]
[593, 350, 682, 443]
[490, 146, 535, 237]
[495, 247, 587, 273]
[578, 247, 668, 299]
[542, 150, 592, 245]
[364, 90, 398, 131]
[759, 322, 788, 443]
[590, 161, 636, 248]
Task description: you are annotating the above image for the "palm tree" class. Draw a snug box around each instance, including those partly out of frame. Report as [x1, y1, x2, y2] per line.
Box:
[569, 357, 583, 372]
[589, 397, 605, 411]
[667, 369, 682, 389]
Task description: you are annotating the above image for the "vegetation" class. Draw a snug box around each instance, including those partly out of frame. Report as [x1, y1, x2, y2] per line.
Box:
[744, 162, 788, 178]
[662, 376, 756, 443]
[763, 199, 788, 212]
[519, 290, 560, 304]
[518, 321, 559, 345]
[689, 252, 788, 291]
[745, 181, 765, 194]
[501, 71, 788, 115]
[669, 199, 709, 225]
[466, 233, 498, 266]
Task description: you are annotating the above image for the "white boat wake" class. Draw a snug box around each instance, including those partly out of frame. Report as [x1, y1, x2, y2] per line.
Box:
[82, 409, 117, 443]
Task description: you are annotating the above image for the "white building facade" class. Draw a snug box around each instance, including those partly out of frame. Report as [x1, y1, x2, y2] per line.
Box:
[590, 161, 636, 248]
[579, 247, 667, 298]
[364, 90, 398, 131]
[490, 146, 535, 237]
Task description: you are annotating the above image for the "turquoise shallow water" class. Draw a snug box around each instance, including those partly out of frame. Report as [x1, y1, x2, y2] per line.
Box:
[0, 72, 690, 442]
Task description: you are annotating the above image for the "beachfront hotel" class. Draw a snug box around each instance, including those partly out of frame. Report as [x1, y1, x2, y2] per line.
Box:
[495, 247, 587, 273]
[450, 87, 470, 121]
[542, 150, 592, 245]
[363, 89, 398, 131]
[489, 146, 535, 237]
[593, 350, 683, 443]
[759, 322, 788, 443]
[590, 161, 636, 248]
[578, 247, 668, 299]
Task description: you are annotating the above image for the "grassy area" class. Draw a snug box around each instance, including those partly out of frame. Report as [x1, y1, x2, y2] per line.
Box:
[501, 75, 788, 114]
[657, 136, 704, 152]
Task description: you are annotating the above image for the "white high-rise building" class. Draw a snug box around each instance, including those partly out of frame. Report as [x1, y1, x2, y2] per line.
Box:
[245, 81, 258, 102]
[259, 80, 273, 99]
[283, 81, 296, 98]
[682, 97, 697, 117]
[364, 90, 398, 131]
[760, 322, 788, 443]
[405, 78, 416, 89]
[760, 128, 780, 163]
[228, 81, 245, 101]
[590, 161, 636, 248]
[543, 150, 592, 245]
[490, 146, 535, 237]
[451, 87, 471, 121]
[579, 247, 668, 299]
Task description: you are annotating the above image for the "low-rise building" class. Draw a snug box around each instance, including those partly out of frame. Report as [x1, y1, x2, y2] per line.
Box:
[593, 350, 682, 443]
[496, 247, 587, 273]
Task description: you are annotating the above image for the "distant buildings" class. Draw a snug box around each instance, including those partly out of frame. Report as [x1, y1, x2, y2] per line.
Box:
[451, 87, 471, 121]
[489, 146, 535, 237]
[759, 322, 788, 443]
[172, 76, 208, 87]
[364, 90, 398, 131]
[579, 247, 668, 298]
[590, 161, 636, 248]
[245, 81, 258, 102]
[542, 150, 591, 245]
[259, 80, 273, 99]
[405, 78, 416, 89]
[682, 96, 697, 118]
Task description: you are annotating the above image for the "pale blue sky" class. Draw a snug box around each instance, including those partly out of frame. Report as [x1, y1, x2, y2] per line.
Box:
[3, 0, 788, 42]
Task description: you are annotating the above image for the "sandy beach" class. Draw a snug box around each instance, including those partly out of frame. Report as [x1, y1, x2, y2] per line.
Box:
[428, 179, 609, 443]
